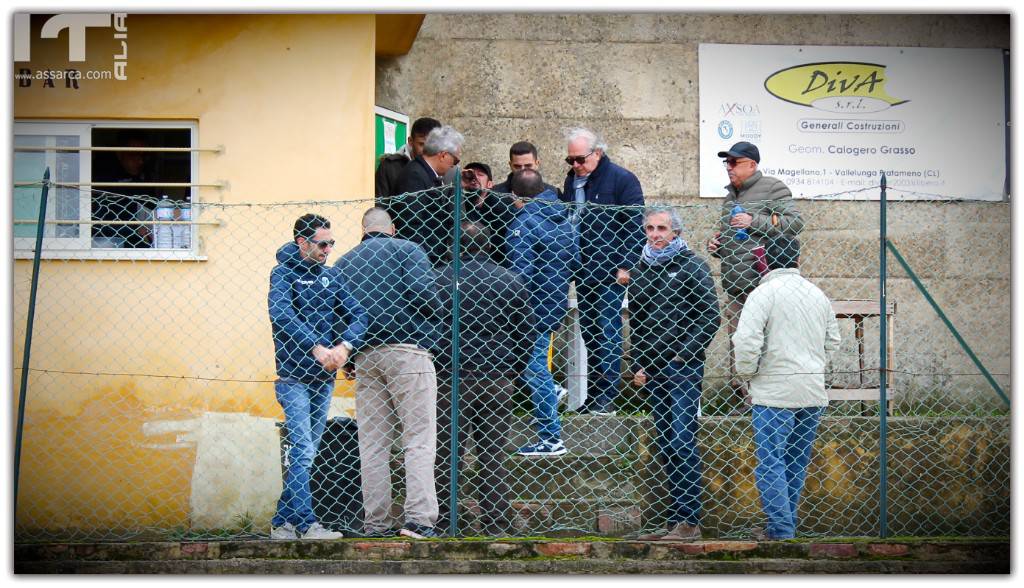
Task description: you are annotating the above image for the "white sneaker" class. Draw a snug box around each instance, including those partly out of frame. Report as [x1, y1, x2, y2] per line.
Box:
[301, 522, 344, 540]
[270, 522, 298, 540]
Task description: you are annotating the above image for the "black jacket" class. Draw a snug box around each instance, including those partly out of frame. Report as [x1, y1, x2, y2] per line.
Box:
[463, 189, 518, 267]
[395, 156, 452, 266]
[375, 152, 410, 200]
[628, 249, 721, 373]
[435, 253, 537, 377]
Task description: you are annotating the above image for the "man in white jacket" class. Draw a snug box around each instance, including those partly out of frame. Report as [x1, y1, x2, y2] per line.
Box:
[732, 236, 840, 540]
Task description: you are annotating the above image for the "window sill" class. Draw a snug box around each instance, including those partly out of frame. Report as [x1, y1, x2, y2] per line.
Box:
[13, 249, 209, 261]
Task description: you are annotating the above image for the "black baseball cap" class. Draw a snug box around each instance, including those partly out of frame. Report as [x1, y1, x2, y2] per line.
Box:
[717, 141, 760, 163]
[464, 162, 492, 181]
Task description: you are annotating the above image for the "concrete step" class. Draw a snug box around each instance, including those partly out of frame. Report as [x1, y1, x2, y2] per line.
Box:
[14, 539, 1010, 574]
[503, 414, 645, 457]
[466, 454, 640, 502]
[452, 498, 641, 536]
[15, 557, 1011, 574]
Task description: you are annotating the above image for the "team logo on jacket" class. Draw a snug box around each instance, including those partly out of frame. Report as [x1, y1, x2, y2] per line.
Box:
[321, 276, 329, 287]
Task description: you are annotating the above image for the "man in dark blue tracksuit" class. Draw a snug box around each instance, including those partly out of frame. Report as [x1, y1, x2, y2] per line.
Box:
[506, 169, 580, 456]
[561, 127, 645, 414]
[268, 213, 367, 540]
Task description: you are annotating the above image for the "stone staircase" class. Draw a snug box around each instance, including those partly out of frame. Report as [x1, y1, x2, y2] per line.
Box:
[310, 414, 1009, 539]
[440, 413, 651, 536]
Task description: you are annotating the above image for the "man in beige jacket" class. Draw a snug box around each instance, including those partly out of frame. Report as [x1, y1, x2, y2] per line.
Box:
[732, 236, 840, 540]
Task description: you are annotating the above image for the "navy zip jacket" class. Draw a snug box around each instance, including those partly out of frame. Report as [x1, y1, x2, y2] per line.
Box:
[268, 242, 367, 382]
[335, 232, 443, 354]
[506, 188, 580, 334]
[561, 154, 645, 284]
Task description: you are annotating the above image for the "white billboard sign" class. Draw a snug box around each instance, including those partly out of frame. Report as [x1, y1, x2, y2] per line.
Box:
[699, 44, 1007, 200]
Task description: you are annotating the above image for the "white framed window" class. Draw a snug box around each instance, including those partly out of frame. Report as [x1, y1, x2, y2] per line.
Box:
[13, 120, 201, 260]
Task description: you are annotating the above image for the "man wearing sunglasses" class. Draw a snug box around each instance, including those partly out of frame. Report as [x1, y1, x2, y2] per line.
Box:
[706, 141, 804, 414]
[268, 213, 368, 540]
[396, 125, 465, 266]
[560, 127, 645, 415]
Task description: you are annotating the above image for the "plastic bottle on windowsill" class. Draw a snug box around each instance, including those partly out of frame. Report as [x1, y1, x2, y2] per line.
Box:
[153, 195, 176, 249]
[172, 196, 191, 249]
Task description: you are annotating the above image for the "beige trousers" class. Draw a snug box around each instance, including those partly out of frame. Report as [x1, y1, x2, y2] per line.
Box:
[355, 345, 438, 531]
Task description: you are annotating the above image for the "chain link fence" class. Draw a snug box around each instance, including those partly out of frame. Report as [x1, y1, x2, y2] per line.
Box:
[12, 179, 1010, 542]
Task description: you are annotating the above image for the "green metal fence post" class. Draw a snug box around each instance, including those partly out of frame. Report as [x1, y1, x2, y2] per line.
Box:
[15, 167, 51, 520]
[879, 173, 889, 538]
[449, 170, 463, 538]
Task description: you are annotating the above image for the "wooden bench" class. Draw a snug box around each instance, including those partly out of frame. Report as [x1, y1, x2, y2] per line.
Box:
[827, 299, 897, 414]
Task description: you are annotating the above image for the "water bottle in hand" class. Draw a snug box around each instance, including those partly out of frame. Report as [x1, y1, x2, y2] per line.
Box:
[731, 204, 749, 242]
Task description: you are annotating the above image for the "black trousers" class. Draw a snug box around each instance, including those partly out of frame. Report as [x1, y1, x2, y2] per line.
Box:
[435, 371, 515, 533]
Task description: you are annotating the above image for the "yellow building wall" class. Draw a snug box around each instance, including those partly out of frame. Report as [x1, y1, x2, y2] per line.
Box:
[13, 14, 377, 534]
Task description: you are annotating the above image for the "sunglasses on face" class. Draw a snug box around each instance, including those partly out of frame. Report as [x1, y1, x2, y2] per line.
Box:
[309, 238, 335, 250]
[446, 152, 461, 166]
[724, 158, 752, 168]
[565, 150, 595, 166]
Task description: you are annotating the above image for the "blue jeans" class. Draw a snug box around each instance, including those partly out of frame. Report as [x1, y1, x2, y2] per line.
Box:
[752, 405, 825, 539]
[525, 332, 561, 442]
[647, 359, 704, 526]
[576, 281, 625, 411]
[272, 378, 334, 531]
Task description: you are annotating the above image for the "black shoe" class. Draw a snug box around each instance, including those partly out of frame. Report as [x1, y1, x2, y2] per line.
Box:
[399, 522, 441, 539]
[357, 528, 399, 539]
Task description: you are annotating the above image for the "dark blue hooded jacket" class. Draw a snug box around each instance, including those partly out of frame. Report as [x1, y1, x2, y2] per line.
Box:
[268, 242, 367, 382]
[561, 154, 645, 283]
[506, 189, 580, 334]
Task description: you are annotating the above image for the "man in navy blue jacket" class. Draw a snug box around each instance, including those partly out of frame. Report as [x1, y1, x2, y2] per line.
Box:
[268, 213, 367, 540]
[507, 169, 580, 456]
[561, 127, 645, 414]
[335, 207, 444, 540]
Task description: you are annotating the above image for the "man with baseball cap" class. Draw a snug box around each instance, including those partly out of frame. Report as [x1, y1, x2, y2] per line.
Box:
[706, 141, 804, 414]
[461, 161, 518, 267]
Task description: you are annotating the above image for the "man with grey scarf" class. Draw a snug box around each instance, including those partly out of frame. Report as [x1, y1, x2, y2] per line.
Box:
[629, 206, 720, 542]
